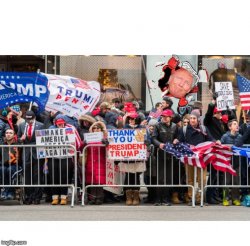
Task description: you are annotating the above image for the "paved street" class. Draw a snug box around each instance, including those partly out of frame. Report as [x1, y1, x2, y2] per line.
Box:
[0, 201, 250, 221]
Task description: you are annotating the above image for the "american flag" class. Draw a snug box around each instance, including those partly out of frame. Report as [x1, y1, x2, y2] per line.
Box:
[66, 123, 83, 151]
[232, 146, 250, 165]
[237, 74, 250, 110]
[164, 142, 194, 158]
[164, 141, 236, 175]
[149, 110, 162, 119]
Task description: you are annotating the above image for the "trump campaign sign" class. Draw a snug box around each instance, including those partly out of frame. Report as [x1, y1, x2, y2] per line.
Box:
[44, 73, 101, 118]
[0, 72, 101, 118]
[0, 72, 49, 112]
[35, 127, 76, 158]
[107, 128, 147, 160]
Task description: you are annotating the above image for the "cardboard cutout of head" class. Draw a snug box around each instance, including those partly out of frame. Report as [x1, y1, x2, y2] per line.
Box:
[158, 55, 199, 99]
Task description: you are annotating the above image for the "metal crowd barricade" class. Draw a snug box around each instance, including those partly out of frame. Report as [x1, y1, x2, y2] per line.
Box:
[0, 144, 77, 207]
[202, 144, 250, 207]
[81, 144, 197, 207]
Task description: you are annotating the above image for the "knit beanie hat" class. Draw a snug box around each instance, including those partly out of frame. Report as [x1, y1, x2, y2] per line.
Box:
[190, 109, 200, 120]
[148, 119, 158, 126]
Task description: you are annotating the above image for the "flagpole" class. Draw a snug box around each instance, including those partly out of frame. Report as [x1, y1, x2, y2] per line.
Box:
[141, 56, 154, 109]
[25, 69, 40, 134]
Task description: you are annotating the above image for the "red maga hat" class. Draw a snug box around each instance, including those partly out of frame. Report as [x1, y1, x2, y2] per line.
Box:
[213, 107, 222, 114]
[128, 112, 139, 119]
[161, 109, 173, 117]
[55, 118, 66, 125]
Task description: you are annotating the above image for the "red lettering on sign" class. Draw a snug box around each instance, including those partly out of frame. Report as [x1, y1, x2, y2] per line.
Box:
[56, 94, 62, 99]
[72, 98, 79, 104]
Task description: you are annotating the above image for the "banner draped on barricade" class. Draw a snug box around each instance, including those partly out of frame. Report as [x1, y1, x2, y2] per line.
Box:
[0, 72, 101, 118]
[164, 141, 236, 176]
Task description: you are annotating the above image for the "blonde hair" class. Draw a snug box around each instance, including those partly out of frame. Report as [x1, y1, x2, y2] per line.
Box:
[183, 114, 190, 121]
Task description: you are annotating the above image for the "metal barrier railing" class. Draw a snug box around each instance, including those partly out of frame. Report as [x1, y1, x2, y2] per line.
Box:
[80, 144, 196, 207]
[0, 144, 77, 207]
[202, 144, 250, 207]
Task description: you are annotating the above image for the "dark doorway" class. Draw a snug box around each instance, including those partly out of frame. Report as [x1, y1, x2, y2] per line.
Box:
[0, 55, 45, 72]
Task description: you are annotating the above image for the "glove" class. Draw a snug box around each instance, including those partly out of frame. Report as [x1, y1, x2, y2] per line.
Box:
[101, 138, 109, 146]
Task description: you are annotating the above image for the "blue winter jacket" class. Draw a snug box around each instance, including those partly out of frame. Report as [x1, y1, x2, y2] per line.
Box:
[221, 131, 243, 147]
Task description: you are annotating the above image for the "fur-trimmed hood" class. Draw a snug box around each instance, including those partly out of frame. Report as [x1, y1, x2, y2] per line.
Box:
[79, 114, 97, 125]
[89, 121, 107, 133]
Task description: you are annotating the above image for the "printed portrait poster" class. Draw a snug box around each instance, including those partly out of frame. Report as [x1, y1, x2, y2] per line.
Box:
[35, 127, 76, 158]
[107, 128, 147, 160]
[215, 82, 235, 110]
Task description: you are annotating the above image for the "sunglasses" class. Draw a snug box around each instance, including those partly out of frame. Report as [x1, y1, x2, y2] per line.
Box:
[183, 121, 189, 123]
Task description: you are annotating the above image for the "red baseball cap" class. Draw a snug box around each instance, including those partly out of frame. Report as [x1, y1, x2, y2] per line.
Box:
[128, 112, 139, 119]
[161, 109, 173, 117]
[55, 118, 66, 125]
[213, 107, 222, 114]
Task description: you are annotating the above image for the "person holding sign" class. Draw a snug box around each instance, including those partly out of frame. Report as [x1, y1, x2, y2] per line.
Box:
[120, 112, 146, 206]
[85, 121, 108, 205]
[48, 118, 74, 205]
[17, 110, 45, 205]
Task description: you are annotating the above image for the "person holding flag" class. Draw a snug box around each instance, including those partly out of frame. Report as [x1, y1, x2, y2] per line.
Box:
[151, 109, 179, 206]
[173, 109, 216, 205]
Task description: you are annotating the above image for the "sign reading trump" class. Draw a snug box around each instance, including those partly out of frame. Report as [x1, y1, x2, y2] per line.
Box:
[44, 73, 101, 118]
[107, 129, 147, 160]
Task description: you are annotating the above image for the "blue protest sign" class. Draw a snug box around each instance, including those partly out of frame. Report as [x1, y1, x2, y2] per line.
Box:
[0, 72, 49, 112]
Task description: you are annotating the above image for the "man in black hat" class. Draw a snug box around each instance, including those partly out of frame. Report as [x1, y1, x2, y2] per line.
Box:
[17, 110, 45, 204]
[162, 97, 175, 115]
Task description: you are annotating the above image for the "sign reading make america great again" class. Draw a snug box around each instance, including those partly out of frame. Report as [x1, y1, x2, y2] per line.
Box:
[107, 129, 147, 160]
[35, 127, 76, 158]
[0, 72, 49, 112]
[44, 73, 101, 118]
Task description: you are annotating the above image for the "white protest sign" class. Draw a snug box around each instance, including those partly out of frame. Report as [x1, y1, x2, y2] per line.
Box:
[35, 127, 76, 158]
[84, 132, 103, 144]
[107, 128, 147, 160]
[215, 82, 235, 110]
[103, 160, 125, 195]
[43, 73, 101, 118]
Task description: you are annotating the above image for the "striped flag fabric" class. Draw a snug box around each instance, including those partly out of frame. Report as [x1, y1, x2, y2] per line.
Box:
[236, 73, 250, 110]
[66, 123, 83, 151]
[164, 141, 236, 175]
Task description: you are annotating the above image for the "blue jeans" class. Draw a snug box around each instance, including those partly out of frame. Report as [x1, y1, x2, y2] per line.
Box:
[4, 165, 17, 194]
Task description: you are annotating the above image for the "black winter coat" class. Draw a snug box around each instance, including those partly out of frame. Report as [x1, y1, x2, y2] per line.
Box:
[151, 122, 178, 147]
[203, 103, 225, 140]
[177, 124, 214, 145]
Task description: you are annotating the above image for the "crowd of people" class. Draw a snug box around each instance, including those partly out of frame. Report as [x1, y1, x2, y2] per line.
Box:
[0, 95, 249, 207]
